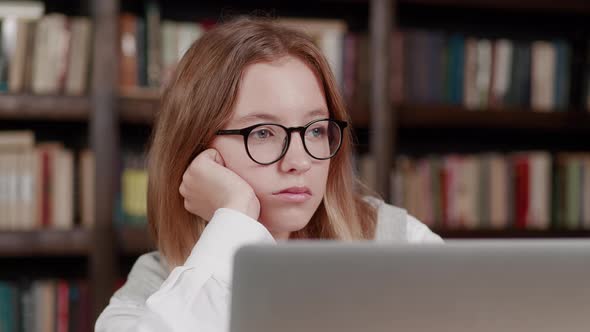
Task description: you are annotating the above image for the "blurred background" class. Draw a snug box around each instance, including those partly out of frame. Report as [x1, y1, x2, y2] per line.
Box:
[0, 0, 589, 330]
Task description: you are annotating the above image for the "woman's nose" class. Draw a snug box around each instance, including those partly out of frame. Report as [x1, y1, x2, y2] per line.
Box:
[279, 133, 312, 174]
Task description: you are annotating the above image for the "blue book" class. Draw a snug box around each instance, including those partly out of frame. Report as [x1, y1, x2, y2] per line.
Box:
[554, 40, 571, 111]
[428, 32, 446, 104]
[0, 282, 16, 332]
[448, 34, 465, 105]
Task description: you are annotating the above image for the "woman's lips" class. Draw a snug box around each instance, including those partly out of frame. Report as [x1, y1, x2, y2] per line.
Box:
[273, 187, 312, 203]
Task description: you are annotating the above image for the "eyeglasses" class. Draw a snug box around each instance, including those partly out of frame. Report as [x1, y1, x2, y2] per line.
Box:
[216, 118, 348, 165]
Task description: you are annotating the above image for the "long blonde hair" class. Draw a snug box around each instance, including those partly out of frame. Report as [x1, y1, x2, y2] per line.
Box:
[147, 17, 377, 267]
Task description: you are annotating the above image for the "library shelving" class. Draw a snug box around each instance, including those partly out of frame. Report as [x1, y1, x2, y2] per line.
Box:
[1, 0, 589, 327]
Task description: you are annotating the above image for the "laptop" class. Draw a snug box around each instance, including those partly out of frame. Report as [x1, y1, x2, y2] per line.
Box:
[229, 240, 590, 332]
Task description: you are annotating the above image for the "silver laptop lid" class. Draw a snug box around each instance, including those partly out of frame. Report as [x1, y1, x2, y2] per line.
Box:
[230, 240, 590, 332]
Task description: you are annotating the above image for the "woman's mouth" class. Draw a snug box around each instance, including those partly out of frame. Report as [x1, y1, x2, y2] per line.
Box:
[272, 186, 312, 203]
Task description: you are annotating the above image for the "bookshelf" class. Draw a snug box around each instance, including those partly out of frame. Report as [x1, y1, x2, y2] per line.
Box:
[0, 229, 91, 257]
[436, 229, 590, 239]
[1, 0, 589, 327]
[397, 105, 590, 131]
[0, 95, 90, 121]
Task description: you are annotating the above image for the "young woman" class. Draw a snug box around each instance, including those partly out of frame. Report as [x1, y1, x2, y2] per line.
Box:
[95, 17, 442, 332]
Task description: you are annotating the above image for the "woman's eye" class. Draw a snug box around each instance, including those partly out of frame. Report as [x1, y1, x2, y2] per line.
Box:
[308, 127, 326, 138]
[253, 129, 272, 139]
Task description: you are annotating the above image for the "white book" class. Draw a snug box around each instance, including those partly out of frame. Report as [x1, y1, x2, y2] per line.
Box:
[160, 20, 178, 86]
[0, 130, 34, 149]
[20, 150, 37, 230]
[52, 149, 74, 229]
[8, 19, 32, 93]
[278, 18, 347, 88]
[491, 39, 513, 105]
[489, 154, 508, 229]
[463, 156, 479, 229]
[531, 41, 556, 111]
[6, 153, 19, 230]
[176, 22, 203, 61]
[527, 152, 551, 229]
[463, 38, 479, 110]
[476, 39, 492, 109]
[32, 14, 69, 94]
[390, 166, 404, 208]
[0, 1, 44, 19]
[65, 17, 92, 96]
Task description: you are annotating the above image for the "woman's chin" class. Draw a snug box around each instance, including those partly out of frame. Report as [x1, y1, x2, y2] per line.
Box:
[258, 209, 313, 239]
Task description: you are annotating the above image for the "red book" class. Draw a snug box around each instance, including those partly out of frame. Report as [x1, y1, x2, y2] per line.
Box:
[56, 280, 69, 332]
[514, 156, 530, 229]
[119, 14, 138, 89]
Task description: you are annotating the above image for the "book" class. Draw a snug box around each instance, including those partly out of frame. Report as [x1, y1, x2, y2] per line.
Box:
[32, 14, 70, 94]
[119, 13, 138, 90]
[489, 39, 512, 108]
[8, 19, 33, 93]
[65, 17, 92, 96]
[79, 149, 95, 228]
[475, 39, 492, 109]
[145, 0, 161, 87]
[278, 18, 347, 88]
[531, 41, 556, 111]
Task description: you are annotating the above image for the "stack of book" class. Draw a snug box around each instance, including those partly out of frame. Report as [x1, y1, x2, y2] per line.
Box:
[379, 152, 590, 230]
[391, 30, 574, 111]
[0, 279, 91, 332]
[0, 131, 94, 230]
[117, 2, 348, 97]
[0, 1, 92, 95]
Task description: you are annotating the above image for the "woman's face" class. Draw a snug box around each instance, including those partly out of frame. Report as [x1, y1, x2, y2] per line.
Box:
[211, 56, 330, 239]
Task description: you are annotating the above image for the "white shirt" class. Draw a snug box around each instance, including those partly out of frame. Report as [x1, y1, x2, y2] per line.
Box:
[95, 203, 443, 332]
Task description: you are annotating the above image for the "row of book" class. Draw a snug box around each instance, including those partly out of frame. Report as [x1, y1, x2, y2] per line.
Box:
[0, 279, 91, 332]
[0, 131, 94, 230]
[119, 4, 206, 91]
[118, 2, 590, 114]
[391, 31, 576, 111]
[0, 1, 92, 95]
[358, 152, 590, 230]
[117, 7, 348, 96]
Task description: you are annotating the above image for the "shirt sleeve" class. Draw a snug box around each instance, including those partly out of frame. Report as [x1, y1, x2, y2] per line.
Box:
[405, 214, 444, 244]
[94, 208, 276, 332]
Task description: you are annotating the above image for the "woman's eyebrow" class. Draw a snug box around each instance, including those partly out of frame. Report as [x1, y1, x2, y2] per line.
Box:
[305, 109, 330, 119]
[234, 113, 280, 125]
[234, 108, 329, 126]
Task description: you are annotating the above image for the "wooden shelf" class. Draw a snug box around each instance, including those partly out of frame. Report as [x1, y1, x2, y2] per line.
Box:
[116, 226, 155, 255]
[0, 229, 92, 257]
[397, 105, 590, 132]
[119, 91, 160, 125]
[398, 0, 590, 14]
[119, 93, 372, 128]
[437, 229, 590, 239]
[0, 94, 90, 121]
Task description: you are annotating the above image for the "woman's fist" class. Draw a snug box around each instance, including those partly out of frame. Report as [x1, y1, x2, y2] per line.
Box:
[179, 149, 260, 221]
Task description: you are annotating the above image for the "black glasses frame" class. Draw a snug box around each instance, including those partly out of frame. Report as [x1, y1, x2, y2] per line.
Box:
[215, 118, 348, 165]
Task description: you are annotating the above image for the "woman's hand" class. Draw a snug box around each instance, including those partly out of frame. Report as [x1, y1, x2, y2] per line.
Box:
[179, 149, 260, 221]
